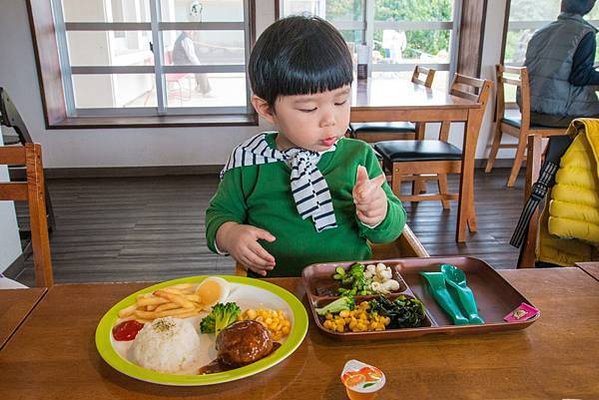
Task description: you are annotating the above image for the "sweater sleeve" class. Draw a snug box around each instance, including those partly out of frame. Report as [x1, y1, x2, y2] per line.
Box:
[205, 168, 248, 254]
[356, 146, 407, 243]
[569, 32, 599, 86]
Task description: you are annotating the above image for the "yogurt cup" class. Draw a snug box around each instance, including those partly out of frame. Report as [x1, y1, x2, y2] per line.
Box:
[341, 359, 386, 400]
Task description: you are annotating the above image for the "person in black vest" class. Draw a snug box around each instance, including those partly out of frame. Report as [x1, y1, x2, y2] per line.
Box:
[172, 30, 212, 96]
[523, 0, 599, 127]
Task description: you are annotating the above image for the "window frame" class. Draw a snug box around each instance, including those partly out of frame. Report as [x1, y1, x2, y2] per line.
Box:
[27, 0, 258, 129]
[277, 0, 462, 78]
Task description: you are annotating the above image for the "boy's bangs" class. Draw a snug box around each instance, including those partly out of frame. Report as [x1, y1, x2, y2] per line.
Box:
[276, 40, 353, 97]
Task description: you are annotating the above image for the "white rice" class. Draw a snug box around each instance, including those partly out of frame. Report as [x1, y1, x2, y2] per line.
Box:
[130, 317, 200, 374]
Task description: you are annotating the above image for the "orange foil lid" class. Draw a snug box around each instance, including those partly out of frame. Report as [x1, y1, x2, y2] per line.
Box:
[341, 360, 386, 393]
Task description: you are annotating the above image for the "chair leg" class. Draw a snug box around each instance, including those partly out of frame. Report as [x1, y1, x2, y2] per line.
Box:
[507, 135, 527, 187]
[485, 122, 503, 173]
[437, 174, 451, 210]
[45, 188, 56, 233]
[391, 164, 402, 198]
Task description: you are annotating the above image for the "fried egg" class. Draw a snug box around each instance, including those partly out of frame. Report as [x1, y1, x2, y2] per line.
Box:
[196, 276, 231, 307]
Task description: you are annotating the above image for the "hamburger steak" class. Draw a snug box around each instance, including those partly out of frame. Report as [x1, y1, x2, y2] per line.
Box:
[216, 320, 274, 367]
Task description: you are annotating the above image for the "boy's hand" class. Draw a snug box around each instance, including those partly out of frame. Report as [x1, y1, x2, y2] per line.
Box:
[216, 222, 276, 276]
[352, 165, 388, 227]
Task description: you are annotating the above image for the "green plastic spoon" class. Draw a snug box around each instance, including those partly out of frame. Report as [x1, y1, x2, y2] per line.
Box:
[420, 271, 469, 325]
[440, 264, 484, 324]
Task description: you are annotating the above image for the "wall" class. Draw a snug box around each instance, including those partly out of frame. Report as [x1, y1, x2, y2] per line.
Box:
[0, 0, 507, 169]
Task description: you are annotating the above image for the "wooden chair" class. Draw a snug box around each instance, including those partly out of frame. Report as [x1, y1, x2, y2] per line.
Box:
[1, 87, 56, 233]
[485, 65, 565, 187]
[373, 73, 492, 221]
[350, 66, 436, 143]
[234, 225, 428, 276]
[0, 143, 53, 286]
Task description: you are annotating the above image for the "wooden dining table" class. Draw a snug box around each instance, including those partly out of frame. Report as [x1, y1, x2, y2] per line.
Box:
[351, 78, 487, 243]
[576, 261, 599, 281]
[0, 267, 597, 399]
[0, 287, 46, 350]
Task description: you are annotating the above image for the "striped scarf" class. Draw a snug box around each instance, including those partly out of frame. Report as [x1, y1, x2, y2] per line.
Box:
[221, 133, 338, 232]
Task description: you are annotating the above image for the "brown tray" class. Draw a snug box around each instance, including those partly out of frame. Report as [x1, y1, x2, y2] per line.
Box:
[302, 256, 540, 340]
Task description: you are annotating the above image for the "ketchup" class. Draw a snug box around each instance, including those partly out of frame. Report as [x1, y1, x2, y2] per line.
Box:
[112, 320, 144, 341]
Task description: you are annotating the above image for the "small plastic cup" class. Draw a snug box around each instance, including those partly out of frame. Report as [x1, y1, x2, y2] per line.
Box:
[341, 360, 386, 400]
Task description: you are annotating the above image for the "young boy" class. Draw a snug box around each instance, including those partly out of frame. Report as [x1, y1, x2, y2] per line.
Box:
[206, 16, 406, 277]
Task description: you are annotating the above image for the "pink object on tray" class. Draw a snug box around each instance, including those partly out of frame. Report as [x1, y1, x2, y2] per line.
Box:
[504, 303, 539, 322]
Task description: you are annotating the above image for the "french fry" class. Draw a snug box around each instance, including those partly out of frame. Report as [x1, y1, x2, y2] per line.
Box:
[135, 306, 195, 320]
[169, 283, 193, 291]
[184, 294, 202, 303]
[118, 304, 137, 318]
[118, 283, 208, 324]
[154, 290, 195, 309]
[155, 302, 182, 312]
[137, 296, 169, 307]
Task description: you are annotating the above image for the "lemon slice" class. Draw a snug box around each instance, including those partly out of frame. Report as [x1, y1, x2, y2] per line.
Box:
[196, 277, 231, 308]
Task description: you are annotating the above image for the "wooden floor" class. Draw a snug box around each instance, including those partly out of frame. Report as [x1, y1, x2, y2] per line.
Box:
[14, 168, 526, 285]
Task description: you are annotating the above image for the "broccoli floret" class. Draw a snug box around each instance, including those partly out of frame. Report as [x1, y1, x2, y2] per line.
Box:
[199, 302, 241, 335]
[315, 296, 355, 316]
[199, 313, 215, 333]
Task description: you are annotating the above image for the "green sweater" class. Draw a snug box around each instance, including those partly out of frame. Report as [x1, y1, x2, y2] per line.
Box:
[206, 133, 406, 277]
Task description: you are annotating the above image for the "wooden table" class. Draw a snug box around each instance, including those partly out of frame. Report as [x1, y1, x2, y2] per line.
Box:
[351, 79, 486, 242]
[1, 269, 597, 399]
[0, 287, 46, 350]
[576, 261, 599, 281]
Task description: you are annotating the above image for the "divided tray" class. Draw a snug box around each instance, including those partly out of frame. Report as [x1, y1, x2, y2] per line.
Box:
[302, 256, 540, 340]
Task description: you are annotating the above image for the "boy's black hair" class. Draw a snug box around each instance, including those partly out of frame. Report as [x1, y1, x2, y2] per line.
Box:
[248, 15, 353, 108]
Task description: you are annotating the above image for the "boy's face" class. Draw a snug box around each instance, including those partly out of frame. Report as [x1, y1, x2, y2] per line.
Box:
[252, 85, 351, 152]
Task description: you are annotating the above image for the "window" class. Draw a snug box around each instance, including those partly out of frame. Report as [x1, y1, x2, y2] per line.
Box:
[44, 0, 254, 123]
[279, 0, 459, 89]
[503, 0, 599, 66]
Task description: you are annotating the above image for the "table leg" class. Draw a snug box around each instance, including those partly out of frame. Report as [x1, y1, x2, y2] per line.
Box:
[518, 134, 543, 268]
[456, 109, 483, 242]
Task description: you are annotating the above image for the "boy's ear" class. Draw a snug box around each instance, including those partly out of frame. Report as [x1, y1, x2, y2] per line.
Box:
[251, 95, 275, 124]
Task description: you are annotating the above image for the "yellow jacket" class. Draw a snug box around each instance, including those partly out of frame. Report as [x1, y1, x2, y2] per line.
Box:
[538, 118, 599, 266]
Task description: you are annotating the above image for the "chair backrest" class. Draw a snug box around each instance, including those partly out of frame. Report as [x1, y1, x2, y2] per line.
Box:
[494, 65, 531, 129]
[449, 73, 492, 104]
[0, 87, 33, 145]
[411, 66, 435, 88]
[439, 73, 491, 142]
[0, 144, 53, 287]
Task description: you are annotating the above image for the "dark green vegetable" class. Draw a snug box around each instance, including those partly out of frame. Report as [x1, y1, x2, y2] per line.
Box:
[369, 295, 426, 329]
[199, 302, 241, 335]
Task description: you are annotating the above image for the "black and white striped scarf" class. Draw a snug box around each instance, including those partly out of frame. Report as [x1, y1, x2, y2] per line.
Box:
[221, 133, 338, 232]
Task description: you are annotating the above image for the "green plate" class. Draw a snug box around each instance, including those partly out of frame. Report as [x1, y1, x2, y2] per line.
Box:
[95, 275, 309, 386]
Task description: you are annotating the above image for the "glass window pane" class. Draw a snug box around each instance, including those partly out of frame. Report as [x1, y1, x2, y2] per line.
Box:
[160, 0, 244, 22]
[372, 29, 450, 65]
[375, 0, 454, 22]
[503, 29, 535, 65]
[72, 74, 155, 108]
[62, 0, 151, 23]
[164, 73, 246, 107]
[508, 0, 561, 22]
[162, 30, 245, 66]
[67, 31, 153, 66]
[505, 1, 599, 65]
[280, 0, 365, 21]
